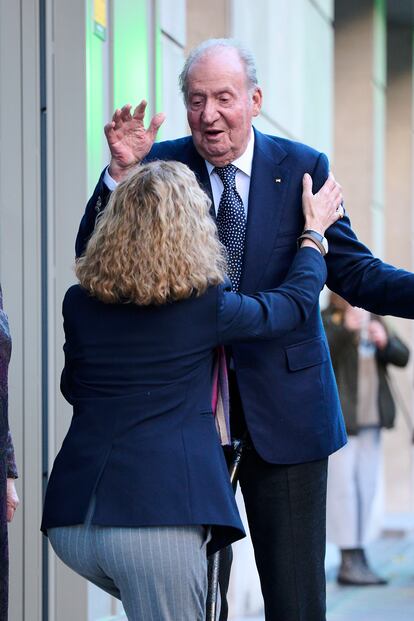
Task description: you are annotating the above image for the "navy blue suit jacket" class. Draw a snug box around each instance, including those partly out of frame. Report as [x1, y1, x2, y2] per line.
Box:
[42, 249, 326, 553]
[75, 128, 414, 464]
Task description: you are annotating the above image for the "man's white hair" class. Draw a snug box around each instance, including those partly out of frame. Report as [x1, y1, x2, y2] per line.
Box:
[179, 38, 259, 106]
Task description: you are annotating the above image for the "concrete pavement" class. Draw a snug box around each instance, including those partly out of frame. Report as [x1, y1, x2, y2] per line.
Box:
[326, 533, 414, 621]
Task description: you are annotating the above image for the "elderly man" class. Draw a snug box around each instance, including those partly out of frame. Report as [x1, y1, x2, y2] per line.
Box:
[76, 39, 414, 621]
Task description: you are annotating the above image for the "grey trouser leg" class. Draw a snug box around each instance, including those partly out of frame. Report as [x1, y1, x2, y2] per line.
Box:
[48, 523, 208, 621]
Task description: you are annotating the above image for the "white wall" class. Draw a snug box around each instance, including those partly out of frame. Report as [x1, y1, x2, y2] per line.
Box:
[231, 0, 334, 157]
[158, 0, 188, 140]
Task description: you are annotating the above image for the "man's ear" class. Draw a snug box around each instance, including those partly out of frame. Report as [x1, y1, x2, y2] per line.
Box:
[252, 87, 263, 117]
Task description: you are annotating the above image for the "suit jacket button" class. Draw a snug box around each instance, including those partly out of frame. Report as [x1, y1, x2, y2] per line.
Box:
[95, 197, 102, 213]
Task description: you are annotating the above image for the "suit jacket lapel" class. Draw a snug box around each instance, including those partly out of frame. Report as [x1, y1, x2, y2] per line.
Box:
[185, 141, 212, 196]
[184, 141, 216, 218]
[240, 129, 290, 292]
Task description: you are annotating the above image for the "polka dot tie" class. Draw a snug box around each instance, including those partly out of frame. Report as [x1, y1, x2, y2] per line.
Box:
[214, 164, 246, 291]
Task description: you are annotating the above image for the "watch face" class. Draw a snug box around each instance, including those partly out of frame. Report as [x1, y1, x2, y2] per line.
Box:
[304, 229, 323, 242]
[322, 237, 328, 252]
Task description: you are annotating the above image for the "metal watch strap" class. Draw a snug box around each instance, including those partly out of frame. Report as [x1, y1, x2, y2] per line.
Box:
[302, 229, 325, 243]
[297, 232, 327, 256]
[301, 229, 328, 254]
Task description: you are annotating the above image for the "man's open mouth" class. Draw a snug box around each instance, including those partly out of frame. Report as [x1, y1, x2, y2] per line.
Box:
[204, 129, 223, 138]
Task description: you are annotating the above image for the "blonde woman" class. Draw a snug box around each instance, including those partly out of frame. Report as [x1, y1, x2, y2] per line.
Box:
[42, 160, 341, 621]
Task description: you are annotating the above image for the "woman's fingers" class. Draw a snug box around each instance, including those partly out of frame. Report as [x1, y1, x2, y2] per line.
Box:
[322, 171, 337, 194]
[330, 182, 342, 203]
[302, 172, 313, 195]
[7, 503, 15, 522]
[301, 172, 344, 231]
[336, 204, 345, 219]
[6, 479, 19, 523]
[328, 204, 344, 226]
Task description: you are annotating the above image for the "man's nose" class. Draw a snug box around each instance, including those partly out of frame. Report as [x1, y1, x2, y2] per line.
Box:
[201, 100, 219, 123]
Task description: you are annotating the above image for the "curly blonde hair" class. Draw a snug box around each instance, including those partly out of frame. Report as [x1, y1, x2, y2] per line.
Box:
[76, 160, 227, 305]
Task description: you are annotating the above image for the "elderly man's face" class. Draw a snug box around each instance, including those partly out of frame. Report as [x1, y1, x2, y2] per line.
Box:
[186, 48, 262, 167]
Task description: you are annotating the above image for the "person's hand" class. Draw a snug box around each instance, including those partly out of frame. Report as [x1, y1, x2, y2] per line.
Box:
[368, 319, 388, 350]
[302, 172, 344, 236]
[105, 100, 165, 182]
[344, 306, 368, 332]
[6, 478, 19, 523]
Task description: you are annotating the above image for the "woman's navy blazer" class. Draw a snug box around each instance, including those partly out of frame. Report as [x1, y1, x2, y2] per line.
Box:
[42, 248, 326, 553]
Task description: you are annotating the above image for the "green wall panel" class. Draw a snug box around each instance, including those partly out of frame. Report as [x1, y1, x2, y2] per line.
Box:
[86, 0, 161, 194]
[86, 0, 107, 195]
[113, 0, 149, 115]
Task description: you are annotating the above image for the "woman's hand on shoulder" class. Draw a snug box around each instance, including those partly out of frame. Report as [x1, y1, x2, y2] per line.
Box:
[302, 172, 344, 236]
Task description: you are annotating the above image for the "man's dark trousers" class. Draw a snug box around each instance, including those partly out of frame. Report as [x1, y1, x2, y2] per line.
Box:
[218, 448, 327, 621]
[238, 449, 328, 621]
[218, 374, 327, 621]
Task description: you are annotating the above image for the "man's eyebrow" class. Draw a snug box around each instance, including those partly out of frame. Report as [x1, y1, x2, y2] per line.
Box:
[189, 88, 234, 97]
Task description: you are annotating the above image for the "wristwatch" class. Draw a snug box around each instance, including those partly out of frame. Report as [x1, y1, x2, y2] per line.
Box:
[297, 229, 329, 256]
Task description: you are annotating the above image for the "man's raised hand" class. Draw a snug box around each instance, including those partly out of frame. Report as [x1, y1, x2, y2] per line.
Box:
[105, 100, 165, 182]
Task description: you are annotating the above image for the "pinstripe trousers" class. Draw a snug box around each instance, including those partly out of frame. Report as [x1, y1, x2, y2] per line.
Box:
[48, 517, 209, 621]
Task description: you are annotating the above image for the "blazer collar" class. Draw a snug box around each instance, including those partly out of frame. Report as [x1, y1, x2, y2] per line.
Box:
[186, 140, 212, 196]
[252, 127, 288, 166]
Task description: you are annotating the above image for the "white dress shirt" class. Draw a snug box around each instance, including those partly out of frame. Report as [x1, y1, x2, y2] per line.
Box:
[103, 128, 255, 217]
[205, 128, 254, 217]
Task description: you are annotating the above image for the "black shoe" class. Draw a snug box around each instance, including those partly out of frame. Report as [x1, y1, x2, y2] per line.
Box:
[337, 548, 388, 586]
